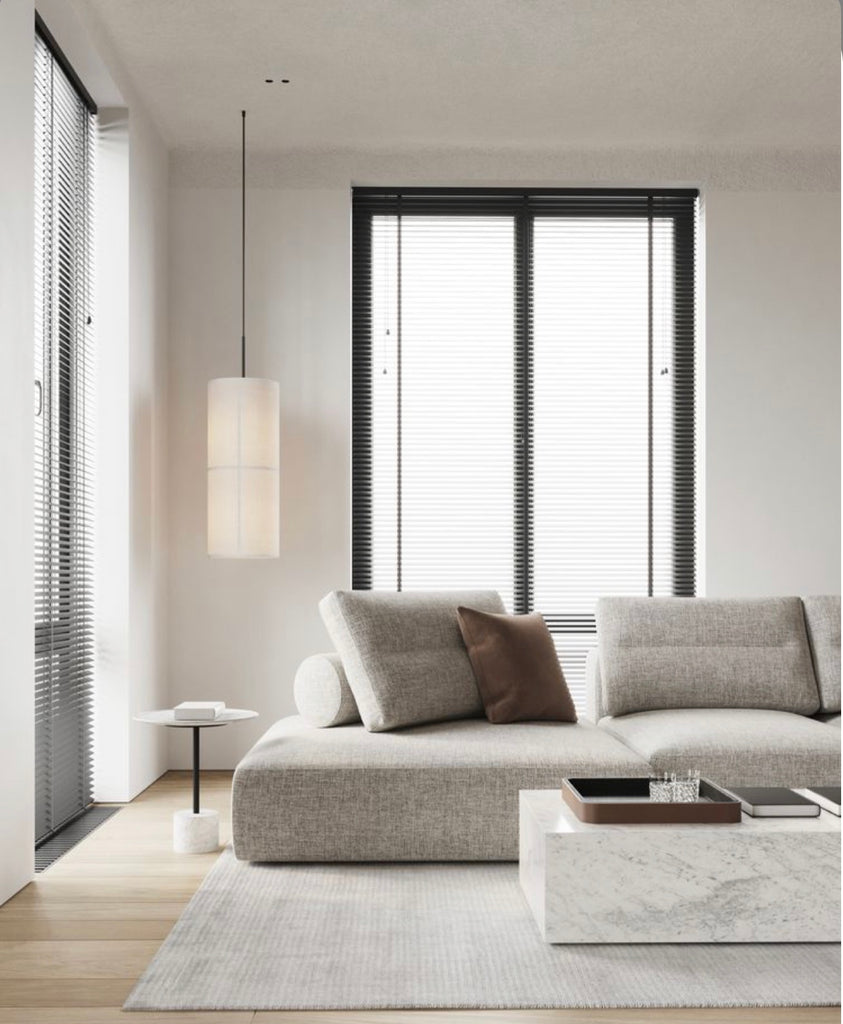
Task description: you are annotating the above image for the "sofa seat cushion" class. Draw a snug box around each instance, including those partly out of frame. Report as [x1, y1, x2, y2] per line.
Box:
[232, 715, 650, 862]
[596, 596, 820, 717]
[600, 708, 840, 788]
[319, 589, 505, 732]
[803, 596, 841, 713]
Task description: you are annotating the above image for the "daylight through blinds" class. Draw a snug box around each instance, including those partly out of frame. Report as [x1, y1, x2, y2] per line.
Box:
[352, 189, 697, 710]
[34, 30, 96, 843]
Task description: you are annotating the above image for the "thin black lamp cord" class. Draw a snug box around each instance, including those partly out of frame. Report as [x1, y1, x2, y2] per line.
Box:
[241, 110, 246, 378]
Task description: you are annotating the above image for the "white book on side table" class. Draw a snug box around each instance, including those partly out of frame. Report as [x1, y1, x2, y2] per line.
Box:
[174, 701, 226, 721]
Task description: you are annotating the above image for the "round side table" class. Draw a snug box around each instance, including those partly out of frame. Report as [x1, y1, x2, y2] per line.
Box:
[135, 708, 258, 853]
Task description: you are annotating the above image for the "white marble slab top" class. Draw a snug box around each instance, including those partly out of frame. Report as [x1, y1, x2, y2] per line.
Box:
[135, 709, 258, 728]
[521, 788, 842, 836]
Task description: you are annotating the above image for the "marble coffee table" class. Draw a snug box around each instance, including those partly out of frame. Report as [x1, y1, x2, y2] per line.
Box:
[519, 788, 840, 943]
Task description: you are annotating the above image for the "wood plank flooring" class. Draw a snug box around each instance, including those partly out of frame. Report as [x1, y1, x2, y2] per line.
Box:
[0, 771, 837, 1024]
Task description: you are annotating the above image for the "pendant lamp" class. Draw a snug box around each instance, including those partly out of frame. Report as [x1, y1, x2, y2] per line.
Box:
[207, 111, 280, 558]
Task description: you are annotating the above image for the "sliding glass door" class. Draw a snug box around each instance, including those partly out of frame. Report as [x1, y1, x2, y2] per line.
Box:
[34, 29, 96, 843]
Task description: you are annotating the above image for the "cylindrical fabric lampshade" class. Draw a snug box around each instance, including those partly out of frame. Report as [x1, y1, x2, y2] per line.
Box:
[208, 377, 280, 558]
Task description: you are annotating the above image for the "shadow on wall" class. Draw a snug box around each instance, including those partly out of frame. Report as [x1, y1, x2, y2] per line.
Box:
[279, 410, 348, 566]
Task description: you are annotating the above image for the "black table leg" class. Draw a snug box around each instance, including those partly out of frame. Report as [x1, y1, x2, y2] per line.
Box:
[192, 726, 200, 815]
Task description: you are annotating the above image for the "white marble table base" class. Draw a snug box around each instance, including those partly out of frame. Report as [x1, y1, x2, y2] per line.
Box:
[135, 708, 258, 854]
[519, 789, 841, 944]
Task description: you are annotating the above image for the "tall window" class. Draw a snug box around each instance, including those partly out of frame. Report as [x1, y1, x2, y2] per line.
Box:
[352, 189, 697, 710]
[34, 27, 96, 843]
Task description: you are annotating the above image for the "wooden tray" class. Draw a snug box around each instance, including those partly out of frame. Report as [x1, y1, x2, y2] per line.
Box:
[561, 777, 742, 824]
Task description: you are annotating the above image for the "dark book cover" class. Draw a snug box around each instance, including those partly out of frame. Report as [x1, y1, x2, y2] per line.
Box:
[725, 787, 821, 817]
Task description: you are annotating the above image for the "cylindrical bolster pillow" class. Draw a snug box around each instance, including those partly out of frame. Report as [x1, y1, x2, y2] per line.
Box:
[294, 653, 361, 728]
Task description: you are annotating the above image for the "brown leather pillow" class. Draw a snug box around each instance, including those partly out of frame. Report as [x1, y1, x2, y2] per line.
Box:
[456, 606, 577, 724]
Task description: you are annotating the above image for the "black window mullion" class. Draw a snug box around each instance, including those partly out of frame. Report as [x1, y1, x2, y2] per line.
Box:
[351, 203, 374, 589]
[671, 204, 697, 596]
[513, 202, 532, 615]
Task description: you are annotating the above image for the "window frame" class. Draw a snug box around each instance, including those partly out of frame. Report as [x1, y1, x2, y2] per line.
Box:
[351, 187, 697, 633]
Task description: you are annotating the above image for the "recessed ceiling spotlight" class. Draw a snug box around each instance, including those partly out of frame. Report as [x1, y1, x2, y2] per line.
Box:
[265, 78, 274, 83]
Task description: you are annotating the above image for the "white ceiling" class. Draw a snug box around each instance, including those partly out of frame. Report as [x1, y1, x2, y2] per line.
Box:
[77, 0, 839, 154]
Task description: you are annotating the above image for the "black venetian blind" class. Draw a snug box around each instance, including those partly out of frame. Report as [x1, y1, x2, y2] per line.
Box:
[352, 189, 697, 709]
[34, 25, 97, 844]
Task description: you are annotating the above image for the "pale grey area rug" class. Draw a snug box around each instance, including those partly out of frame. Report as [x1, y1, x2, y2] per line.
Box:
[125, 849, 840, 1010]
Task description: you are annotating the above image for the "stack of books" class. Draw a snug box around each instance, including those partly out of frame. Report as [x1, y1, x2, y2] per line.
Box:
[174, 701, 226, 721]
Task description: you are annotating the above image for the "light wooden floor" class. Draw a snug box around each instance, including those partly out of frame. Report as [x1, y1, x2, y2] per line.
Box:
[0, 771, 837, 1024]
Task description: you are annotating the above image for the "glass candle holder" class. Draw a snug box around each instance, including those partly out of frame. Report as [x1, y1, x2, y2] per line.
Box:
[649, 775, 674, 802]
[673, 769, 701, 803]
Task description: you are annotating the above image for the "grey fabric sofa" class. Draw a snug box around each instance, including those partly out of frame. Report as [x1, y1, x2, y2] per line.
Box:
[588, 596, 841, 789]
[233, 593, 840, 862]
[233, 716, 649, 861]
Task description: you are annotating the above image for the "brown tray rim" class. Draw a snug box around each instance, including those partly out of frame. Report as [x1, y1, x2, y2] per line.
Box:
[560, 776, 743, 824]
[563, 776, 739, 804]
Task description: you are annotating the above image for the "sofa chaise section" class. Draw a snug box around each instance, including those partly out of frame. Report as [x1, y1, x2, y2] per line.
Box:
[232, 715, 650, 861]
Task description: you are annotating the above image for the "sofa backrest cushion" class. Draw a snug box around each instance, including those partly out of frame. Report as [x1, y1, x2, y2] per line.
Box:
[319, 589, 505, 732]
[596, 596, 820, 717]
[802, 596, 841, 713]
[294, 653, 361, 728]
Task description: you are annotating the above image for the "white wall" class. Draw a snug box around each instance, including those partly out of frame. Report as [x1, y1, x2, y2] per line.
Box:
[705, 192, 840, 596]
[94, 111, 132, 801]
[0, 0, 35, 905]
[167, 170, 840, 768]
[127, 102, 170, 797]
[168, 188, 350, 766]
[94, 101, 170, 802]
